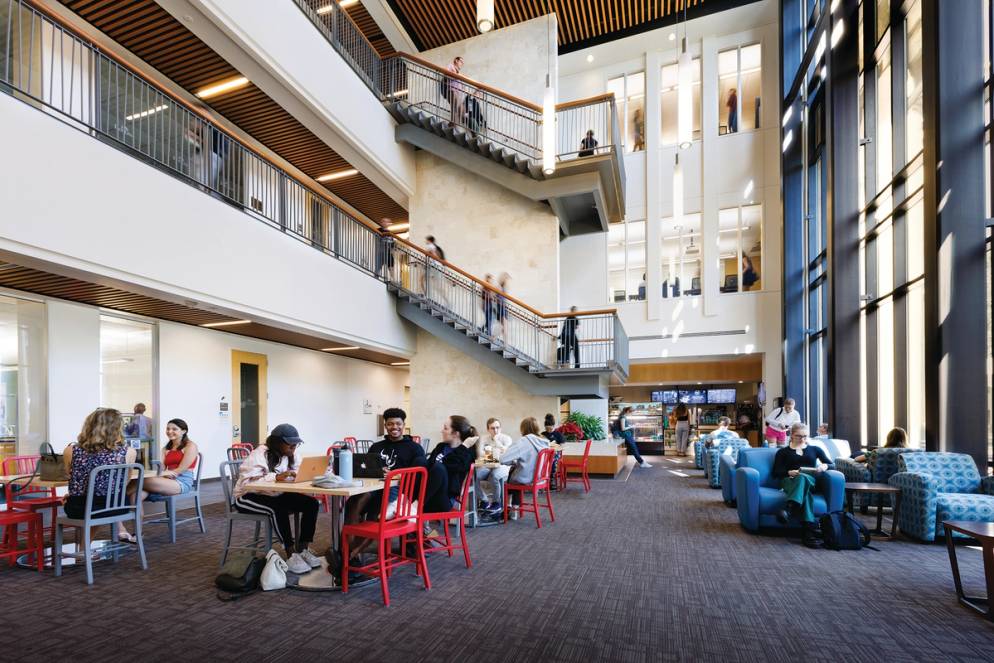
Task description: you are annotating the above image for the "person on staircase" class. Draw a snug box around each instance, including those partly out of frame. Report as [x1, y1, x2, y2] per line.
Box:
[446, 56, 466, 127]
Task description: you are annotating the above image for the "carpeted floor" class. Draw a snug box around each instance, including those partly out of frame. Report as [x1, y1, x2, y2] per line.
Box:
[3, 457, 994, 662]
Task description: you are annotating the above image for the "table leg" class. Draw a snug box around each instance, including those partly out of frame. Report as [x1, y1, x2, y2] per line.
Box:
[984, 543, 994, 622]
[875, 498, 884, 533]
[891, 493, 901, 538]
[946, 528, 966, 601]
[946, 526, 993, 619]
[845, 490, 853, 515]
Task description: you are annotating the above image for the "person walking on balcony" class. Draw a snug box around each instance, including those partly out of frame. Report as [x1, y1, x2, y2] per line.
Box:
[496, 272, 511, 345]
[726, 87, 738, 133]
[632, 108, 645, 151]
[559, 306, 581, 368]
[425, 235, 447, 308]
[446, 56, 466, 127]
[579, 129, 598, 157]
[482, 273, 496, 337]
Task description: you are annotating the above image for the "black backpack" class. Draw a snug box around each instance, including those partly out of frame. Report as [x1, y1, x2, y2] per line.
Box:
[215, 552, 266, 601]
[818, 511, 874, 550]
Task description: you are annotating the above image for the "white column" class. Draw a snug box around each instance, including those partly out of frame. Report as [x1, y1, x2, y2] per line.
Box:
[700, 36, 720, 318]
[645, 50, 662, 321]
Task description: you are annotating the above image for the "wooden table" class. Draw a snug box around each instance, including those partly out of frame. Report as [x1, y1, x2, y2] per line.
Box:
[943, 520, 994, 622]
[845, 482, 902, 537]
[250, 478, 384, 591]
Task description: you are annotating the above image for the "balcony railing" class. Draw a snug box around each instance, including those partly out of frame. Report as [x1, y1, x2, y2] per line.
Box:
[293, 0, 382, 95]
[1, 0, 627, 376]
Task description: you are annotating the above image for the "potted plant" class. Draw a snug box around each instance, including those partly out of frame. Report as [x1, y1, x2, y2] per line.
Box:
[554, 421, 585, 441]
[564, 412, 606, 441]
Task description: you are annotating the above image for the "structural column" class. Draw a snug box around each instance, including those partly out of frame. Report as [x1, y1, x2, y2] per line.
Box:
[922, 0, 987, 467]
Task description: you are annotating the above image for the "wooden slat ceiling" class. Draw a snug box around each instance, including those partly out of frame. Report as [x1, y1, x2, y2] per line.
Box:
[0, 262, 405, 366]
[385, 0, 754, 54]
[345, 3, 397, 57]
[58, 0, 406, 224]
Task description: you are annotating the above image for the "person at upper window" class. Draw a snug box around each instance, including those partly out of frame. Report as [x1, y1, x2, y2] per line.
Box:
[118, 418, 199, 543]
[742, 255, 758, 290]
[702, 416, 738, 448]
[852, 427, 908, 463]
[471, 417, 513, 515]
[234, 423, 321, 575]
[63, 408, 136, 524]
[772, 422, 833, 547]
[726, 87, 738, 133]
[500, 417, 550, 519]
[764, 398, 801, 447]
[424, 416, 476, 513]
[579, 129, 598, 157]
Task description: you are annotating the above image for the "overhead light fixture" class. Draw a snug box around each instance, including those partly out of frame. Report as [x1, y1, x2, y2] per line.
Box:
[391, 361, 411, 366]
[387, 89, 409, 98]
[477, 0, 494, 33]
[101, 358, 134, 364]
[831, 19, 845, 48]
[743, 180, 754, 199]
[668, 32, 676, 41]
[195, 76, 249, 99]
[126, 104, 168, 121]
[316, 3, 335, 13]
[322, 346, 359, 352]
[387, 222, 410, 232]
[201, 320, 252, 328]
[542, 74, 556, 175]
[586, 54, 594, 63]
[339, 0, 359, 7]
[673, 153, 684, 239]
[316, 168, 358, 182]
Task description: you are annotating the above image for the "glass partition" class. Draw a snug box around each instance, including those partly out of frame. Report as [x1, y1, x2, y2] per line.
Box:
[0, 295, 47, 462]
[718, 44, 762, 135]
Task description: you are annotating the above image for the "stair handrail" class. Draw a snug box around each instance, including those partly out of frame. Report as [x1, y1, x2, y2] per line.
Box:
[293, 0, 383, 95]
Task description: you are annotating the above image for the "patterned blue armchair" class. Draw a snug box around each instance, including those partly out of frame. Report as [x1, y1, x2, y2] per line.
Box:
[693, 439, 706, 469]
[695, 430, 741, 470]
[836, 448, 920, 509]
[889, 452, 994, 542]
[705, 438, 751, 488]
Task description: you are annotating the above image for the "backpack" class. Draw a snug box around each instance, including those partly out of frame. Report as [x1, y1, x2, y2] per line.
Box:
[611, 417, 622, 435]
[215, 552, 266, 601]
[818, 511, 875, 551]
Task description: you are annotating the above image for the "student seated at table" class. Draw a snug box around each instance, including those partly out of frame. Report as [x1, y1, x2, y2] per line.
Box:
[500, 417, 550, 519]
[63, 408, 136, 524]
[852, 427, 908, 463]
[702, 416, 737, 448]
[424, 415, 476, 513]
[234, 423, 321, 575]
[541, 414, 565, 445]
[470, 417, 513, 514]
[772, 422, 834, 547]
[117, 418, 200, 542]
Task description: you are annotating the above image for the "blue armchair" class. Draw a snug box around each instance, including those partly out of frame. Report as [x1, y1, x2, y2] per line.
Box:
[693, 439, 706, 469]
[705, 438, 751, 488]
[836, 448, 920, 509]
[696, 430, 746, 470]
[889, 452, 994, 542]
[719, 452, 743, 505]
[734, 447, 845, 532]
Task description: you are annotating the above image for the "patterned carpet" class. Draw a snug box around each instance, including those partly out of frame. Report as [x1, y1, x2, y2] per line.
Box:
[3, 457, 994, 662]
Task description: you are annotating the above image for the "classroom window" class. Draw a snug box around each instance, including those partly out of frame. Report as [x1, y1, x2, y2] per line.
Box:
[718, 43, 762, 135]
[718, 204, 763, 294]
[660, 212, 702, 298]
[660, 59, 701, 145]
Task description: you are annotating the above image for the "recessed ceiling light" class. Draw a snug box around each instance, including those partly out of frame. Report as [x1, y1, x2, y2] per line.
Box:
[390, 361, 411, 366]
[387, 222, 410, 232]
[586, 54, 594, 63]
[316, 168, 358, 182]
[322, 346, 359, 351]
[201, 320, 252, 328]
[195, 76, 249, 99]
[126, 104, 169, 121]
[339, 0, 359, 7]
[668, 32, 676, 41]
[317, 4, 335, 13]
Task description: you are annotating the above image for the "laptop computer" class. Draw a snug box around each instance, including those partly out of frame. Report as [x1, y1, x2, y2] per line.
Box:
[353, 453, 385, 478]
[287, 456, 330, 482]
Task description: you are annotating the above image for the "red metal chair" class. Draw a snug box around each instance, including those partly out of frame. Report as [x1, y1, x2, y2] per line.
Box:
[341, 466, 429, 606]
[3, 455, 62, 547]
[559, 439, 593, 493]
[0, 510, 44, 571]
[504, 448, 556, 528]
[416, 463, 473, 568]
[231, 442, 253, 452]
[343, 436, 357, 449]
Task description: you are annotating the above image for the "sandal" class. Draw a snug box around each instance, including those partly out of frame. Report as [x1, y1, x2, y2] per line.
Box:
[118, 532, 137, 544]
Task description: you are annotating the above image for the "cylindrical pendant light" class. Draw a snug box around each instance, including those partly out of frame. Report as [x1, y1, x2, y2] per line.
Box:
[673, 152, 684, 224]
[677, 37, 693, 149]
[477, 0, 495, 33]
[542, 74, 556, 175]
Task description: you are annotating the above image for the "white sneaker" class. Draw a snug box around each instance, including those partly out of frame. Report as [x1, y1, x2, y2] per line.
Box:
[509, 507, 520, 521]
[640, 461, 653, 468]
[287, 552, 311, 574]
[298, 549, 322, 569]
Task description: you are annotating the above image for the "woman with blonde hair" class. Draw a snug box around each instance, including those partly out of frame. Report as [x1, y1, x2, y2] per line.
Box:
[62, 408, 136, 534]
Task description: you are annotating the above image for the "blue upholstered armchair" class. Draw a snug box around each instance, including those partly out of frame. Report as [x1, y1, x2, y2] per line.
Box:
[734, 447, 846, 532]
[889, 452, 994, 542]
[705, 438, 751, 488]
[719, 452, 742, 505]
[694, 439, 706, 469]
[836, 448, 919, 509]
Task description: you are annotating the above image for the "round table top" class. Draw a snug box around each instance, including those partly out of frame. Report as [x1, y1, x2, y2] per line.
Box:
[845, 482, 901, 493]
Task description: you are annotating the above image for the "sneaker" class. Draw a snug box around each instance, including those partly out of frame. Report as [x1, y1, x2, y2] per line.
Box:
[509, 507, 520, 521]
[485, 502, 503, 515]
[639, 461, 653, 468]
[287, 552, 311, 575]
[298, 549, 323, 569]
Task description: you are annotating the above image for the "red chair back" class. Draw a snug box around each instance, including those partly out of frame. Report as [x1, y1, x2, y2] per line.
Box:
[2, 455, 40, 475]
[377, 466, 426, 525]
[227, 446, 250, 461]
[534, 447, 555, 488]
[232, 442, 253, 451]
[343, 436, 357, 446]
[579, 439, 593, 461]
[452, 463, 475, 513]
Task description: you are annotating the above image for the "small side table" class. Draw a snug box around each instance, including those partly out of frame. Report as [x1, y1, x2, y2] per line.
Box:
[943, 520, 994, 622]
[844, 482, 902, 537]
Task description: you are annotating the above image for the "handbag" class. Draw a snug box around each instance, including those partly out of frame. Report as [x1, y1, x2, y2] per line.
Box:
[260, 549, 288, 591]
[39, 442, 69, 481]
[215, 551, 266, 595]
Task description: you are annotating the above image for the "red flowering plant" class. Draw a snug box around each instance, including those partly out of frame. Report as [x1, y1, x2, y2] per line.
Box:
[555, 421, 585, 441]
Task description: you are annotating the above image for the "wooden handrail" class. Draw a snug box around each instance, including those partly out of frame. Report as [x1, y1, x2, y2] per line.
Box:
[556, 92, 616, 111]
[27, 0, 384, 236]
[385, 232, 615, 320]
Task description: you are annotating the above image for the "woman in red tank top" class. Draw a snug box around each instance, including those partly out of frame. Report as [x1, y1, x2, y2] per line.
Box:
[119, 418, 199, 542]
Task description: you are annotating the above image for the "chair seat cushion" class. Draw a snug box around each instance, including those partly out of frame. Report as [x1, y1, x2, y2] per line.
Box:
[757, 486, 829, 517]
[936, 493, 994, 531]
[343, 518, 418, 539]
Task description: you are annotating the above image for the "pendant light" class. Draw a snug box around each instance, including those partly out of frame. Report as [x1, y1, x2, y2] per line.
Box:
[542, 74, 556, 175]
[677, 1, 693, 149]
[673, 152, 684, 226]
[477, 0, 495, 33]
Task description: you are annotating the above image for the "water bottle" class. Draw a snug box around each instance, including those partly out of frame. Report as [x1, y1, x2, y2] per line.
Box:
[339, 446, 353, 482]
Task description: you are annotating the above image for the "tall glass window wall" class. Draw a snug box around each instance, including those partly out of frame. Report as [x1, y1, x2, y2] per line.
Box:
[608, 220, 646, 301]
[718, 44, 762, 134]
[660, 213, 702, 298]
[607, 71, 646, 152]
[661, 58, 701, 144]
